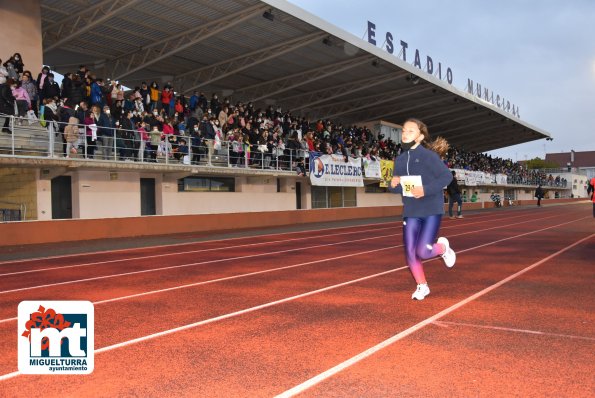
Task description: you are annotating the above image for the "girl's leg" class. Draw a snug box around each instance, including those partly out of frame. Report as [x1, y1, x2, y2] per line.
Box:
[403, 215, 446, 284]
[402, 217, 425, 284]
[415, 214, 445, 261]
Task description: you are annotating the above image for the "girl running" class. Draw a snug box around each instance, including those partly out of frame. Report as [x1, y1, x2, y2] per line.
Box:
[390, 118, 456, 300]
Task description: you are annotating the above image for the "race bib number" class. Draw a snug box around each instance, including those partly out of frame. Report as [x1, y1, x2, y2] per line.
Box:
[400, 175, 422, 197]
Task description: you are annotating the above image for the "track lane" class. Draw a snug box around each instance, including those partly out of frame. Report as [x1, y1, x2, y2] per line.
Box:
[0, 208, 590, 394]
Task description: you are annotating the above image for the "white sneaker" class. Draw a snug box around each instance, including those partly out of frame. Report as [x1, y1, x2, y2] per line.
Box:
[456, 215, 464, 219]
[438, 237, 456, 268]
[411, 283, 430, 300]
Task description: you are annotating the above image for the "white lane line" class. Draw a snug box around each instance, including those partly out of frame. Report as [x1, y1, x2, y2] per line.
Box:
[0, 223, 590, 383]
[0, 207, 545, 269]
[0, 224, 400, 277]
[0, 243, 401, 324]
[0, 213, 565, 296]
[0, 212, 575, 323]
[433, 321, 595, 341]
[0, 265, 410, 382]
[274, 232, 594, 398]
[0, 219, 404, 266]
[0, 232, 400, 295]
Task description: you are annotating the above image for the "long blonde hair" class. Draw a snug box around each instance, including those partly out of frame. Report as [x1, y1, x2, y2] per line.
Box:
[404, 118, 449, 158]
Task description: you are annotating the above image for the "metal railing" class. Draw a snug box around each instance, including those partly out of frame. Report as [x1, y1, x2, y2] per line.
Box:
[0, 114, 311, 173]
[0, 200, 26, 222]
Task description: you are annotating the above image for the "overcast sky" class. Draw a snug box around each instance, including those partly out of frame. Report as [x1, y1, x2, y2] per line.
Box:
[289, 0, 595, 162]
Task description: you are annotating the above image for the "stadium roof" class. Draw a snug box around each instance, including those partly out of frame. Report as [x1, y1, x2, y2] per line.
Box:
[40, 0, 551, 152]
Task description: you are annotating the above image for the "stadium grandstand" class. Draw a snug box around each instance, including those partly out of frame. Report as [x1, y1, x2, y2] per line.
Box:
[0, 0, 588, 243]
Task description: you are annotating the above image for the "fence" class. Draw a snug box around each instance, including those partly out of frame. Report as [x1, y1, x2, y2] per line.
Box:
[0, 200, 26, 222]
[0, 114, 311, 173]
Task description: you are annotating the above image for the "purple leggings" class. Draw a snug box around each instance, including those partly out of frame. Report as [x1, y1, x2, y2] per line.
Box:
[403, 215, 445, 283]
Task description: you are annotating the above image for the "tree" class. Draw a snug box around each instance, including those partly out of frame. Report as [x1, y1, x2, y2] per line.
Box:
[525, 157, 559, 170]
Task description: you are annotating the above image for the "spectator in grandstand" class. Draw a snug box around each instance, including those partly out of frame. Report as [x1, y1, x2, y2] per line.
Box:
[20, 71, 37, 115]
[63, 74, 84, 109]
[90, 78, 105, 107]
[135, 121, 149, 162]
[11, 53, 24, 76]
[175, 138, 189, 162]
[83, 76, 92, 103]
[11, 81, 30, 123]
[535, 184, 544, 207]
[41, 72, 60, 102]
[161, 86, 172, 116]
[296, 159, 306, 176]
[84, 105, 101, 158]
[132, 96, 144, 114]
[2, 58, 19, 80]
[63, 115, 79, 157]
[146, 108, 163, 130]
[389, 118, 456, 301]
[61, 72, 73, 101]
[0, 59, 8, 84]
[36, 65, 50, 103]
[42, 97, 59, 131]
[157, 134, 173, 161]
[446, 170, 463, 219]
[75, 101, 88, 123]
[189, 91, 199, 112]
[285, 131, 301, 166]
[76, 65, 88, 81]
[190, 123, 204, 164]
[0, 78, 16, 133]
[58, 100, 76, 156]
[218, 105, 228, 130]
[148, 124, 162, 162]
[97, 105, 116, 160]
[210, 93, 220, 115]
[117, 110, 134, 161]
[149, 81, 159, 111]
[162, 117, 175, 136]
[111, 100, 124, 122]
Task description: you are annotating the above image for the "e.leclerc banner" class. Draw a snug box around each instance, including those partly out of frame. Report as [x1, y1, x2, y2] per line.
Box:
[310, 154, 364, 187]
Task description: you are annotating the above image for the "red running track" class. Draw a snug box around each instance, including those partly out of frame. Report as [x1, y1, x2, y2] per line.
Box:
[0, 203, 593, 397]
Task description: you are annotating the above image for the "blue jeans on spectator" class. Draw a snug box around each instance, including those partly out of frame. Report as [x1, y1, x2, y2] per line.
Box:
[449, 193, 463, 217]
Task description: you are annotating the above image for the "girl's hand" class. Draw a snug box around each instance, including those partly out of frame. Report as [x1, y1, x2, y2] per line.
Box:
[390, 176, 400, 188]
[411, 185, 425, 198]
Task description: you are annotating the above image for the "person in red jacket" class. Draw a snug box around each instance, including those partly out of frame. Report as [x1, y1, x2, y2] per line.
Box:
[161, 87, 172, 116]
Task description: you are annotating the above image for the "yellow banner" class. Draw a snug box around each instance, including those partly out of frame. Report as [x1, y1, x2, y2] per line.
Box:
[380, 159, 394, 188]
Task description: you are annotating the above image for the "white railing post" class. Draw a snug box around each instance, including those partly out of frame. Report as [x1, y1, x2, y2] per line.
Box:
[165, 135, 169, 165]
[10, 116, 15, 156]
[48, 121, 54, 157]
[113, 128, 117, 161]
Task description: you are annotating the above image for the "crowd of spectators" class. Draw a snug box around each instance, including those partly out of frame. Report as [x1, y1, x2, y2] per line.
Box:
[0, 55, 565, 186]
[444, 148, 567, 187]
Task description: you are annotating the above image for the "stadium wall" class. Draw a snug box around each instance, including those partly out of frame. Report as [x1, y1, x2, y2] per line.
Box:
[0, 0, 43, 73]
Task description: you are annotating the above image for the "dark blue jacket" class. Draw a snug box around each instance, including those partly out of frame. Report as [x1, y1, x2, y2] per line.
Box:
[392, 145, 452, 217]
